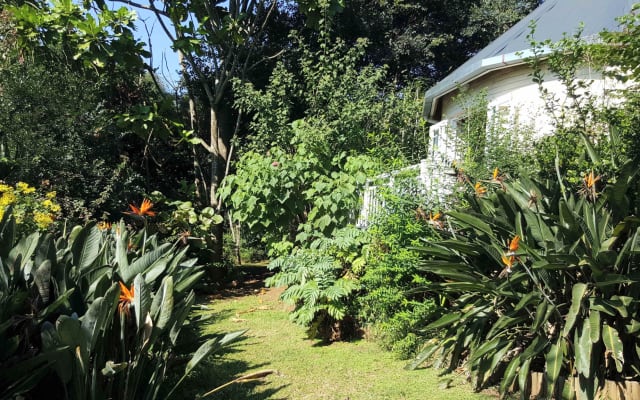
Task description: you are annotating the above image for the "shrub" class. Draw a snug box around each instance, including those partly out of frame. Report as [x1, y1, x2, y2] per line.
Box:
[0, 211, 243, 399]
[408, 160, 640, 398]
[357, 178, 440, 358]
[265, 226, 366, 341]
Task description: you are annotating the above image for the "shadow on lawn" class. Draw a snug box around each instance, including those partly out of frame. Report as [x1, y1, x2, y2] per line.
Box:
[174, 355, 288, 400]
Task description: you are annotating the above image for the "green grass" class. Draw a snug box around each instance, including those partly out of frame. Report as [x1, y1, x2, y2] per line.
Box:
[177, 286, 498, 400]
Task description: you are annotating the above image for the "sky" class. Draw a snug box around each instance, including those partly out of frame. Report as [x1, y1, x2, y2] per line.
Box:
[128, 6, 182, 89]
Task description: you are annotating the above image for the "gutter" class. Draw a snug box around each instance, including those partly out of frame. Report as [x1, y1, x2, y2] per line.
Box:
[423, 47, 552, 123]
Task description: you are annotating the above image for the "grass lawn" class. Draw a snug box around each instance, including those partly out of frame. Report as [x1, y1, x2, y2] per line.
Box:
[177, 269, 498, 400]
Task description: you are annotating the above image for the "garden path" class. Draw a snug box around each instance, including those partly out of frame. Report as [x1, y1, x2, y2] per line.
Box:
[178, 266, 498, 400]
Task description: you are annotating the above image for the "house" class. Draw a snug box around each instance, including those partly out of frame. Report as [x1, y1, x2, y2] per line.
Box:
[422, 0, 636, 175]
[358, 1, 635, 227]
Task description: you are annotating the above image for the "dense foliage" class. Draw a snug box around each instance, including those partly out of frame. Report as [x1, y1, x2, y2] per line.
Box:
[0, 211, 244, 399]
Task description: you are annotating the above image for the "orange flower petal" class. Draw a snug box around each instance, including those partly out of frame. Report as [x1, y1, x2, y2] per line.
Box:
[508, 235, 520, 253]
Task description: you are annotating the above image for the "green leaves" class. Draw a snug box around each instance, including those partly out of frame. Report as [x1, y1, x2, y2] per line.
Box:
[409, 160, 640, 396]
[0, 214, 234, 400]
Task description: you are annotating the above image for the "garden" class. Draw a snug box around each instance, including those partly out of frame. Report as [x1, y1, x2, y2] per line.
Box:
[2, 0, 640, 399]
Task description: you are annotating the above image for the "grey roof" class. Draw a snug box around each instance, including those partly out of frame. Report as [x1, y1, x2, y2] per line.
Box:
[424, 0, 637, 121]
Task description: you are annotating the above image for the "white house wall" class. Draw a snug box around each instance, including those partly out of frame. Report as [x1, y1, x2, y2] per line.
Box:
[439, 63, 619, 140]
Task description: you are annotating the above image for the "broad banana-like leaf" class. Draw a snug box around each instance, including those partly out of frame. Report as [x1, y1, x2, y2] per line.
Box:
[81, 283, 118, 352]
[523, 212, 554, 247]
[143, 256, 169, 284]
[8, 232, 39, 274]
[169, 291, 196, 346]
[85, 271, 110, 301]
[133, 274, 151, 333]
[487, 339, 513, 381]
[154, 276, 174, 331]
[34, 260, 52, 303]
[115, 221, 129, 269]
[71, 223, 102, 271]
[425, 312, 461, 330]
[575, 318, 592, 378]
[119, 244, 170, 283]
[514, 292, 539, 311]
[0, 209, 16, 258]
[589, 310, 600, 343]
[602, 323, 624, 373]
[562, 283, 587, 337]
[518, 357, 532, 400]
[531, 301, 549, 332]
[174, 270, 205, 295]
[545, 337, 566, 397]
[625, 319, 640, 334]
[405, 338, 440, 370]
[41, 321, 73, 384]
[36, 288, 75, 323]
[500, 355, 521, 396]
[447, 211, 494, 237]
[165, 246, 190, 274]
[468, 336, 502, 365]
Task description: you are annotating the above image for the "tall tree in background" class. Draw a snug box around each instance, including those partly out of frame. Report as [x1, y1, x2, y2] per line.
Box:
[333, 0, 541, 85]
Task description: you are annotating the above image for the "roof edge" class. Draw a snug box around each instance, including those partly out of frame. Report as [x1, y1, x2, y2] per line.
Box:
[423, 47, 552, 121]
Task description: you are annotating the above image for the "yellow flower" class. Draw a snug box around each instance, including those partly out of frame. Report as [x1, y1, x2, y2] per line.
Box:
[0, 184, 12, 193]
[16, 182, 35, 194]
[0, 192, 16, 207]
[42, 199, 61, 212]
[34, 211, 54, 229]
[46, 191, 56, 199]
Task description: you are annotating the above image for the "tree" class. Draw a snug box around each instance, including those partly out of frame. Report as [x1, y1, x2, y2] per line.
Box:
[333, 0, 540, 85]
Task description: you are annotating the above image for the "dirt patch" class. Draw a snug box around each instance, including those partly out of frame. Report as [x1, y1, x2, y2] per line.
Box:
[206, 265, 282, 300]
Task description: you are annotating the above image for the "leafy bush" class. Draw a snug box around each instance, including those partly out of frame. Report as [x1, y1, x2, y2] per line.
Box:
[221, 137, 375, 256]
[407, 160, 640, 398]
[357, 179, 440, 358]
[265, 226, 366, 341]
[0, 211, 243, 399]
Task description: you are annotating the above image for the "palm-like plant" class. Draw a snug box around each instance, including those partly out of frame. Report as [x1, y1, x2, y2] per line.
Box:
[0, 212, 244, 399]
[408, 160, 640, 399]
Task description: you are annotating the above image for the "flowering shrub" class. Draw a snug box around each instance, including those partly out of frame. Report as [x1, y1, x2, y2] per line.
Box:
[0, 181, 60, 233]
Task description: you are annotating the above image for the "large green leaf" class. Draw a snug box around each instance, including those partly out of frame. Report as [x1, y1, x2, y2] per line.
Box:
[518, 357, 532, 400]
[154, 276, 174, 331]
[81, 282, 117, 353]
[133, 274, 150, 333]
[447, 211, 494, 237]
[169, 291, 196, 346]
[562, 283, 587, 337]
[425, 312, 461, 330]
[119, 244, 170, 283]
[405, 338, 440, 370]
[602, 323, 624, 373]
[575, 318, 592, 378]
[33, 260, 52, 303]
[70, 223, 102, 271]
[589, 310, 601, 343]
[500, 355, 521, 395]
[545, 337, 566, 397]
[7, 232, 39, 274]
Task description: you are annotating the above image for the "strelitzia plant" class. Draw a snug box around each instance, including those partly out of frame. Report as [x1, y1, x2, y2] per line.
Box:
[408, 159, 640, 399]
[0, 210, 245, 399]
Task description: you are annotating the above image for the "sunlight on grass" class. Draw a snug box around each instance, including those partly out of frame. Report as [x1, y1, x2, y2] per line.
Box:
[177, 286, 497, 400]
